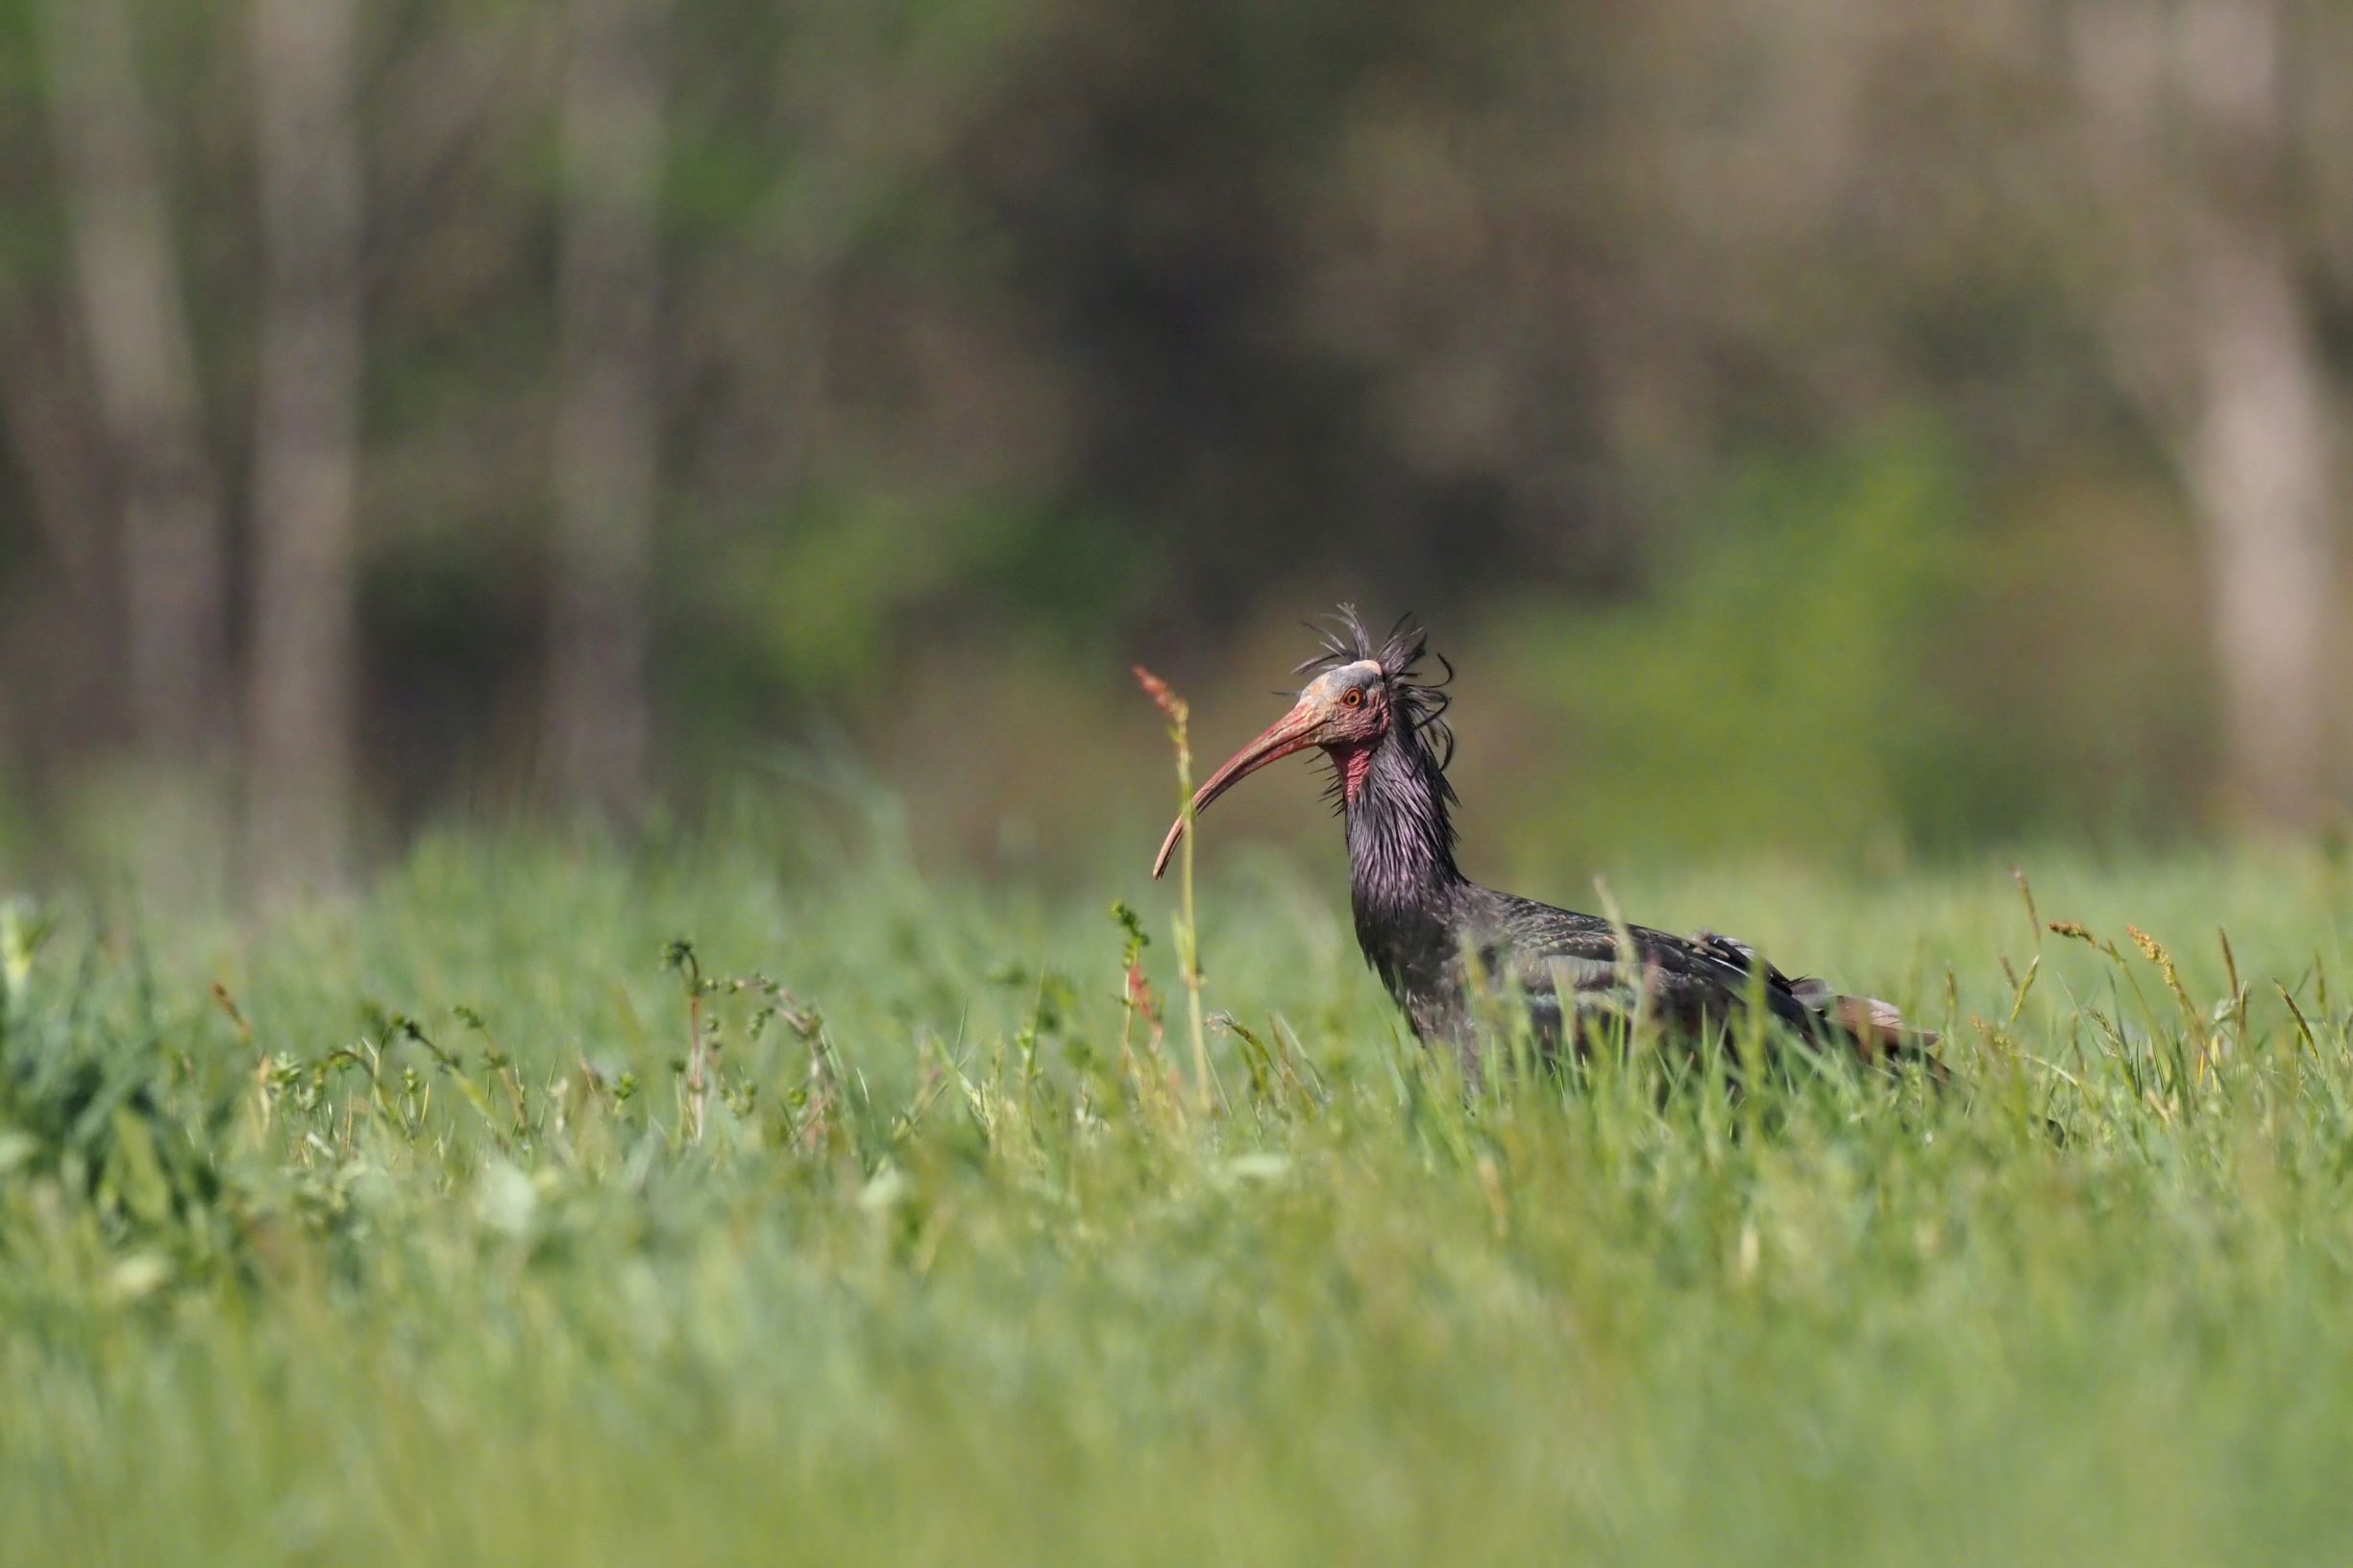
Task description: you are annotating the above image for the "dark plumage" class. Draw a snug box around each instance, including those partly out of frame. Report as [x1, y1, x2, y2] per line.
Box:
[1154, 607, 1935, 1072]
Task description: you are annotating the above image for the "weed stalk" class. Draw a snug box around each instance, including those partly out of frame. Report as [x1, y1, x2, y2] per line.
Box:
[1136, 667, 1213, 1116]
[666, 939, 711, 1143]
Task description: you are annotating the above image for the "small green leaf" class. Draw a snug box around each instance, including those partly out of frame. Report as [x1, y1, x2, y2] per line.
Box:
[109, 1110, 174, 1225]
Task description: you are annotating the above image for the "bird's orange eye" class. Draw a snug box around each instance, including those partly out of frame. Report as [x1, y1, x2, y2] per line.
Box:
[1341, 688, 1363, 708]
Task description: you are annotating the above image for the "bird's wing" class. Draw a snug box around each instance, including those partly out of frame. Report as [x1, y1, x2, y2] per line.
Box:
[1473, 895, 1935, 1063]
[1468, 897, 1800, 1027]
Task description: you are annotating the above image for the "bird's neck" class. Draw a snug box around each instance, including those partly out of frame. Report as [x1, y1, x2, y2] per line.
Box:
[1340, 727, 1464, 922]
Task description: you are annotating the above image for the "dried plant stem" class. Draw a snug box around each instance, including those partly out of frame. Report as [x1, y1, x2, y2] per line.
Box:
[1135, 667, 1213, 1116]
[1172, 709, 1212, 1115]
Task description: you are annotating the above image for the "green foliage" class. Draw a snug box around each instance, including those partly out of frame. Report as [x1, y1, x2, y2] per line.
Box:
[7, 829, 2353, 1561]
[1493, 430, 1973, 870]
[0, 900, 230, 1285]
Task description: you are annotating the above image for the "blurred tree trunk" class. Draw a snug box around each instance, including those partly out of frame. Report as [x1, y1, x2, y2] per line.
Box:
[546, 0, 671, 821]
[37, 0, 229, 770]
[0, 294, 110, 633]
[2075, 0, 2338, 828]
[248, 0, 364, 888]
[0, 294, 120, 747]
[2174, 0, 2335, 829]
[2181, 206, 2334, 829]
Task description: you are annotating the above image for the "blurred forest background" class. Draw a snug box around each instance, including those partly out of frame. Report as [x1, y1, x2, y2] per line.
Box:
[4, 0, 2353, 894]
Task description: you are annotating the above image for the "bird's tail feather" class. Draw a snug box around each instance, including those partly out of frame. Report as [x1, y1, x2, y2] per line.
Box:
[1788, 978, 1944, 1071]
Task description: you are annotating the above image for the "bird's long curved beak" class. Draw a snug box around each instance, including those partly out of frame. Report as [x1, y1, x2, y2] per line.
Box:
[1151, 700, 1323, 879]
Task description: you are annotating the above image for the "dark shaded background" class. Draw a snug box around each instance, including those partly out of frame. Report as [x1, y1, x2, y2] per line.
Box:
[2, 0, 2349, 893]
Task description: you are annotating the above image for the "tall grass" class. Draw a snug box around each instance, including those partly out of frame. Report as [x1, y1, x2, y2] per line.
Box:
[4, 822, 2353, 1564]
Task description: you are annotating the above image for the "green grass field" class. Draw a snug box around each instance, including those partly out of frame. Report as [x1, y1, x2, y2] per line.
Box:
[8, 819, 2353, 1566]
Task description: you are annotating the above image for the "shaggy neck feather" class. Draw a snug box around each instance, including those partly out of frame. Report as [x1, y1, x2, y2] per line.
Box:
[1341, 726, 1462, 920]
